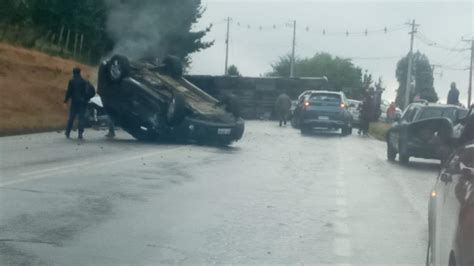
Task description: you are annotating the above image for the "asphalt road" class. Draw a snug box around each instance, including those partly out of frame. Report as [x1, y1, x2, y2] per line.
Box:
[0, 121, 440, 265]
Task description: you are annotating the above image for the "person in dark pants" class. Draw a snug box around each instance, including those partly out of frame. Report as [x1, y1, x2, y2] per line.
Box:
[64, 67, 94, 139]
[359, 88, 375, 135]
[447, 82, 460, 105]
[275, 93, 292, 126]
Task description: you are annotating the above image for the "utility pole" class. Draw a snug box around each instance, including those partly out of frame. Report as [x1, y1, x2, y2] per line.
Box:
[404, 19, 418, 108]
[290, 20, 296, 78]
[224, 17, 231, 76]
[463, 38, 474, 107]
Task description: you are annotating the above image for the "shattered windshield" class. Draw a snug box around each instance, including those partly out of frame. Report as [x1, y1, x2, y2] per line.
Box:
[0, 0, 473, 265]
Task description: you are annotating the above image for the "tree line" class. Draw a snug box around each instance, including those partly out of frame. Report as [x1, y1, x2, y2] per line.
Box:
[268, 51, 438, 105]
[0, 0, 212, 64]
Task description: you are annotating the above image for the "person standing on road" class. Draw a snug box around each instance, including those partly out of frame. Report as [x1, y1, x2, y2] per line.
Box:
[359, 88, 375, 135]
[447, 82, 460, 105]
[274, 93, 292, 127]
[64, 67, 95, 139]
[386, 102, 397, 123]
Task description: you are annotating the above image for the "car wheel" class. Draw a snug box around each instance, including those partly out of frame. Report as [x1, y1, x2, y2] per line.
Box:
[162, 55, 183, 79]
[425, 241, 433, 266]
[167, 94, 186, 126]
[107, 55, 130, 83]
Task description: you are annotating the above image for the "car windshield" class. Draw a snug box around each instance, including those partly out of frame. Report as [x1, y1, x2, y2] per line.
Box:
[2, 1, 473, 265]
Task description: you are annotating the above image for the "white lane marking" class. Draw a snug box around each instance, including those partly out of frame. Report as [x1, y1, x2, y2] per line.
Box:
[336, 179, 345, 188]
[335, 188, 346, 197]
[334, 222, 350, 235]
[335, 209, 348, 219]
[333, 238, 352, 257]
[1, 146, 187, 187]
[336, 198, 347, 207]
[20, 161, 94, 176]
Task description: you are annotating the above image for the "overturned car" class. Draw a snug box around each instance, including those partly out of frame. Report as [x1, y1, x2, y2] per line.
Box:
[97, 55, 244, 145]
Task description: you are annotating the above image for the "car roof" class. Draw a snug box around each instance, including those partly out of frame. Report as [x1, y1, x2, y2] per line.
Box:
[409, 102, 466, 110]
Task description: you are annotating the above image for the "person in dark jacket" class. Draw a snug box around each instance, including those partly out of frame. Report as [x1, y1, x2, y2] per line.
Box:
[64, 67, 94, 139]
[359, 88, 376, 135]
[447, 82, 460, 105]
[274, 93, 292, 126]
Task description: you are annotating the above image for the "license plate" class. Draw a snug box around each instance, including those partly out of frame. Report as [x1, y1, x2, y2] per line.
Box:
[217, 128, 231, 135]
[318, 116, 329, 120]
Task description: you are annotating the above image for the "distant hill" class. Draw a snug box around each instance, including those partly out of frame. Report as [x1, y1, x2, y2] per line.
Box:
[0, 43, 94, 136]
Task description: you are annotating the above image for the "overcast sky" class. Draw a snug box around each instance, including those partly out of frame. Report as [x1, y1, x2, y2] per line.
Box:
[189, 0, 473, 104]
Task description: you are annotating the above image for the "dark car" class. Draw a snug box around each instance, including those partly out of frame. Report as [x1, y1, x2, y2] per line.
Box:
[97, 55, 244, 145]
[386, 103, 468, 164]
[427, 141, 474, 266]
[294, 90, 352, 135]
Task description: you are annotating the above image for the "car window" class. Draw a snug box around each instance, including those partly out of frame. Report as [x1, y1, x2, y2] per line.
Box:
[310, 93, 341, 102]
[402, 106, 419, 122]
[417, 107, 445, 120]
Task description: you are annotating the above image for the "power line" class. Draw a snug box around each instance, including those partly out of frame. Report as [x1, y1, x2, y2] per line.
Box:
[415, 31, 470, 52]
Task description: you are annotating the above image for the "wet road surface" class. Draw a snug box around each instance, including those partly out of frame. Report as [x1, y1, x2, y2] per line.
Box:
[0, 121, 440, 265]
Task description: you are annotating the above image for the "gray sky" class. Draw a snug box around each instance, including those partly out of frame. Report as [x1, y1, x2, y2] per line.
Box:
[189, 0, 473, 104]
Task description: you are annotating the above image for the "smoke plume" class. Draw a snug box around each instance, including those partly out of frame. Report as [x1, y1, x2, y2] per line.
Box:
[105, 0, 172, 60]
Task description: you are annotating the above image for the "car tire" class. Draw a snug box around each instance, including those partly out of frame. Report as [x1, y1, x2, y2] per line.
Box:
[167, 93, 186, 126]
[387, 142, 397, 161]
[162, 55, 183, 79]
[107, 55, 130, 83]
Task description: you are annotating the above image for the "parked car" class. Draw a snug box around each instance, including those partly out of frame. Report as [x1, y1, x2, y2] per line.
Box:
[294, 90, 353, 135]
[386, 102, 468, 164]
[347, 99, 361, 126]
[426, 106, 474, 266]
[97, 55, 245, 145]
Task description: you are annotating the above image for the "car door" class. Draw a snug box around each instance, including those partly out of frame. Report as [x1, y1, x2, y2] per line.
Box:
[433, 151, 461, 265]
[389, 105, 416, 152]
[455, 145, 474, 266]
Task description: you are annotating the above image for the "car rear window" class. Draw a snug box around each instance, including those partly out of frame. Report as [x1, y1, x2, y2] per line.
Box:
[309, 93, 341, 103]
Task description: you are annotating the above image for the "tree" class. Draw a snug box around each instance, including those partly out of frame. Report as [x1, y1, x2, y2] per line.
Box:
[395, 51, 438, 107]
[269, 52, 365, 99]
[1, 0, 213, 63]
[227, 65, 241, 76]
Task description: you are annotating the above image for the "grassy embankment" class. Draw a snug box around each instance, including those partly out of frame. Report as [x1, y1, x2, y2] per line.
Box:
[0, 43, 93, 136]
[369, 122, 391, 141]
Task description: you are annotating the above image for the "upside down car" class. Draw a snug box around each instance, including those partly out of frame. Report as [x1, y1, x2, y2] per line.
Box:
[97, 55, 244, 145]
